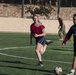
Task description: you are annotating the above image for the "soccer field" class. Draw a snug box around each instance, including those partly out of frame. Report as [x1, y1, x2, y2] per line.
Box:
[0, 32, 74, 75]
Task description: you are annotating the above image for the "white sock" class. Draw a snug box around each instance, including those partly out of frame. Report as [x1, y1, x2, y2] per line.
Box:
[70, 69, 75, 74]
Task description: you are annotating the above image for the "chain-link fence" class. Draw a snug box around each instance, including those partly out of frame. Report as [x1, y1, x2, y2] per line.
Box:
[0, 0, 76, 7]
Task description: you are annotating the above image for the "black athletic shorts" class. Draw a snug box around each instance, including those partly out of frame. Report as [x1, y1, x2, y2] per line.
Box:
[36, 36, 46, 45]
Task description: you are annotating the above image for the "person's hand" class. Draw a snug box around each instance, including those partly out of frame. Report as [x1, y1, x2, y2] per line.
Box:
[62, 43, 65, 48]
[34, 34, 38, 38]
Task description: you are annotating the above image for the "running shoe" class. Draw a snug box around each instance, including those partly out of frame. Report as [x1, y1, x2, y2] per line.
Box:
[37, 62, 43, 67]
[45, 40, 53, 45]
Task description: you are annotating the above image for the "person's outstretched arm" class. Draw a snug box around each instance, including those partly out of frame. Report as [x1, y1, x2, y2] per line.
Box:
[62, 27, 72, 47]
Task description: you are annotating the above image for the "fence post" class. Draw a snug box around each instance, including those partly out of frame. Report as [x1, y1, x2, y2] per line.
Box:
[22, 0, 24, 18]
[58, 0, 61, 14]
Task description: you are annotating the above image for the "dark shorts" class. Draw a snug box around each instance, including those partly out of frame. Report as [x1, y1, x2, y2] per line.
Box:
[36, 37, 46, 45]
[74, 43, 76, 56]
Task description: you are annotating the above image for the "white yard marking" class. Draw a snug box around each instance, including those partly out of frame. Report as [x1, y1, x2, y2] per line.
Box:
[0, 46, 72, 64]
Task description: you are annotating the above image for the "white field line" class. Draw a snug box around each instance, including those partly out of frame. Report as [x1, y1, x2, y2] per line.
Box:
[0, 46, 73, 54]
[0, 46, 72, 64]
[0, 45, 73, 50]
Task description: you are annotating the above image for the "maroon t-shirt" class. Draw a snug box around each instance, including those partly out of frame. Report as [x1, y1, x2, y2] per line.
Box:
[30, 23, 45, 38]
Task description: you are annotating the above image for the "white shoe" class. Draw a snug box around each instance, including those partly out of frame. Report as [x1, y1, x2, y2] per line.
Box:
[45, 40, 53, 45]
[37, 62, 44, 67]
[59, 38, 63, 41]
[67, 73, 74, 75]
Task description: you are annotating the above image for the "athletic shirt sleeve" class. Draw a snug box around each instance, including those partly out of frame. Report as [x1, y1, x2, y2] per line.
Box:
[40, 25, 45, 33]
[63, 26, 73, 44]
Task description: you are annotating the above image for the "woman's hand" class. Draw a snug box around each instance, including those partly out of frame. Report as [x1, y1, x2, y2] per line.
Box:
[34, 34, 39, 38]
[62, 43, 65, 48]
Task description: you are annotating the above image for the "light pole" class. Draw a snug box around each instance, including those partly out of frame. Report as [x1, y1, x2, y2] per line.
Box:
[58, 0, 60, 14]
[22, 0, 24, 18]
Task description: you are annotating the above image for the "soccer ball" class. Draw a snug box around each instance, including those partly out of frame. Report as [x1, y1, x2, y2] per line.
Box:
[54, 67, 63, 75]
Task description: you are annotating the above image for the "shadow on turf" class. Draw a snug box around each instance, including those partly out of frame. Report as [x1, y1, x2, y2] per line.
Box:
[50, 47, 73, 52]
[0, 64, 54, 74]
[0, 62, 54, 74]
[44, 73, 66, 75]
[0, 59, 54, 74]
[0, 60, 32, 65]
[0, 60, 67, 75]
[0, 73, 9, 75]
